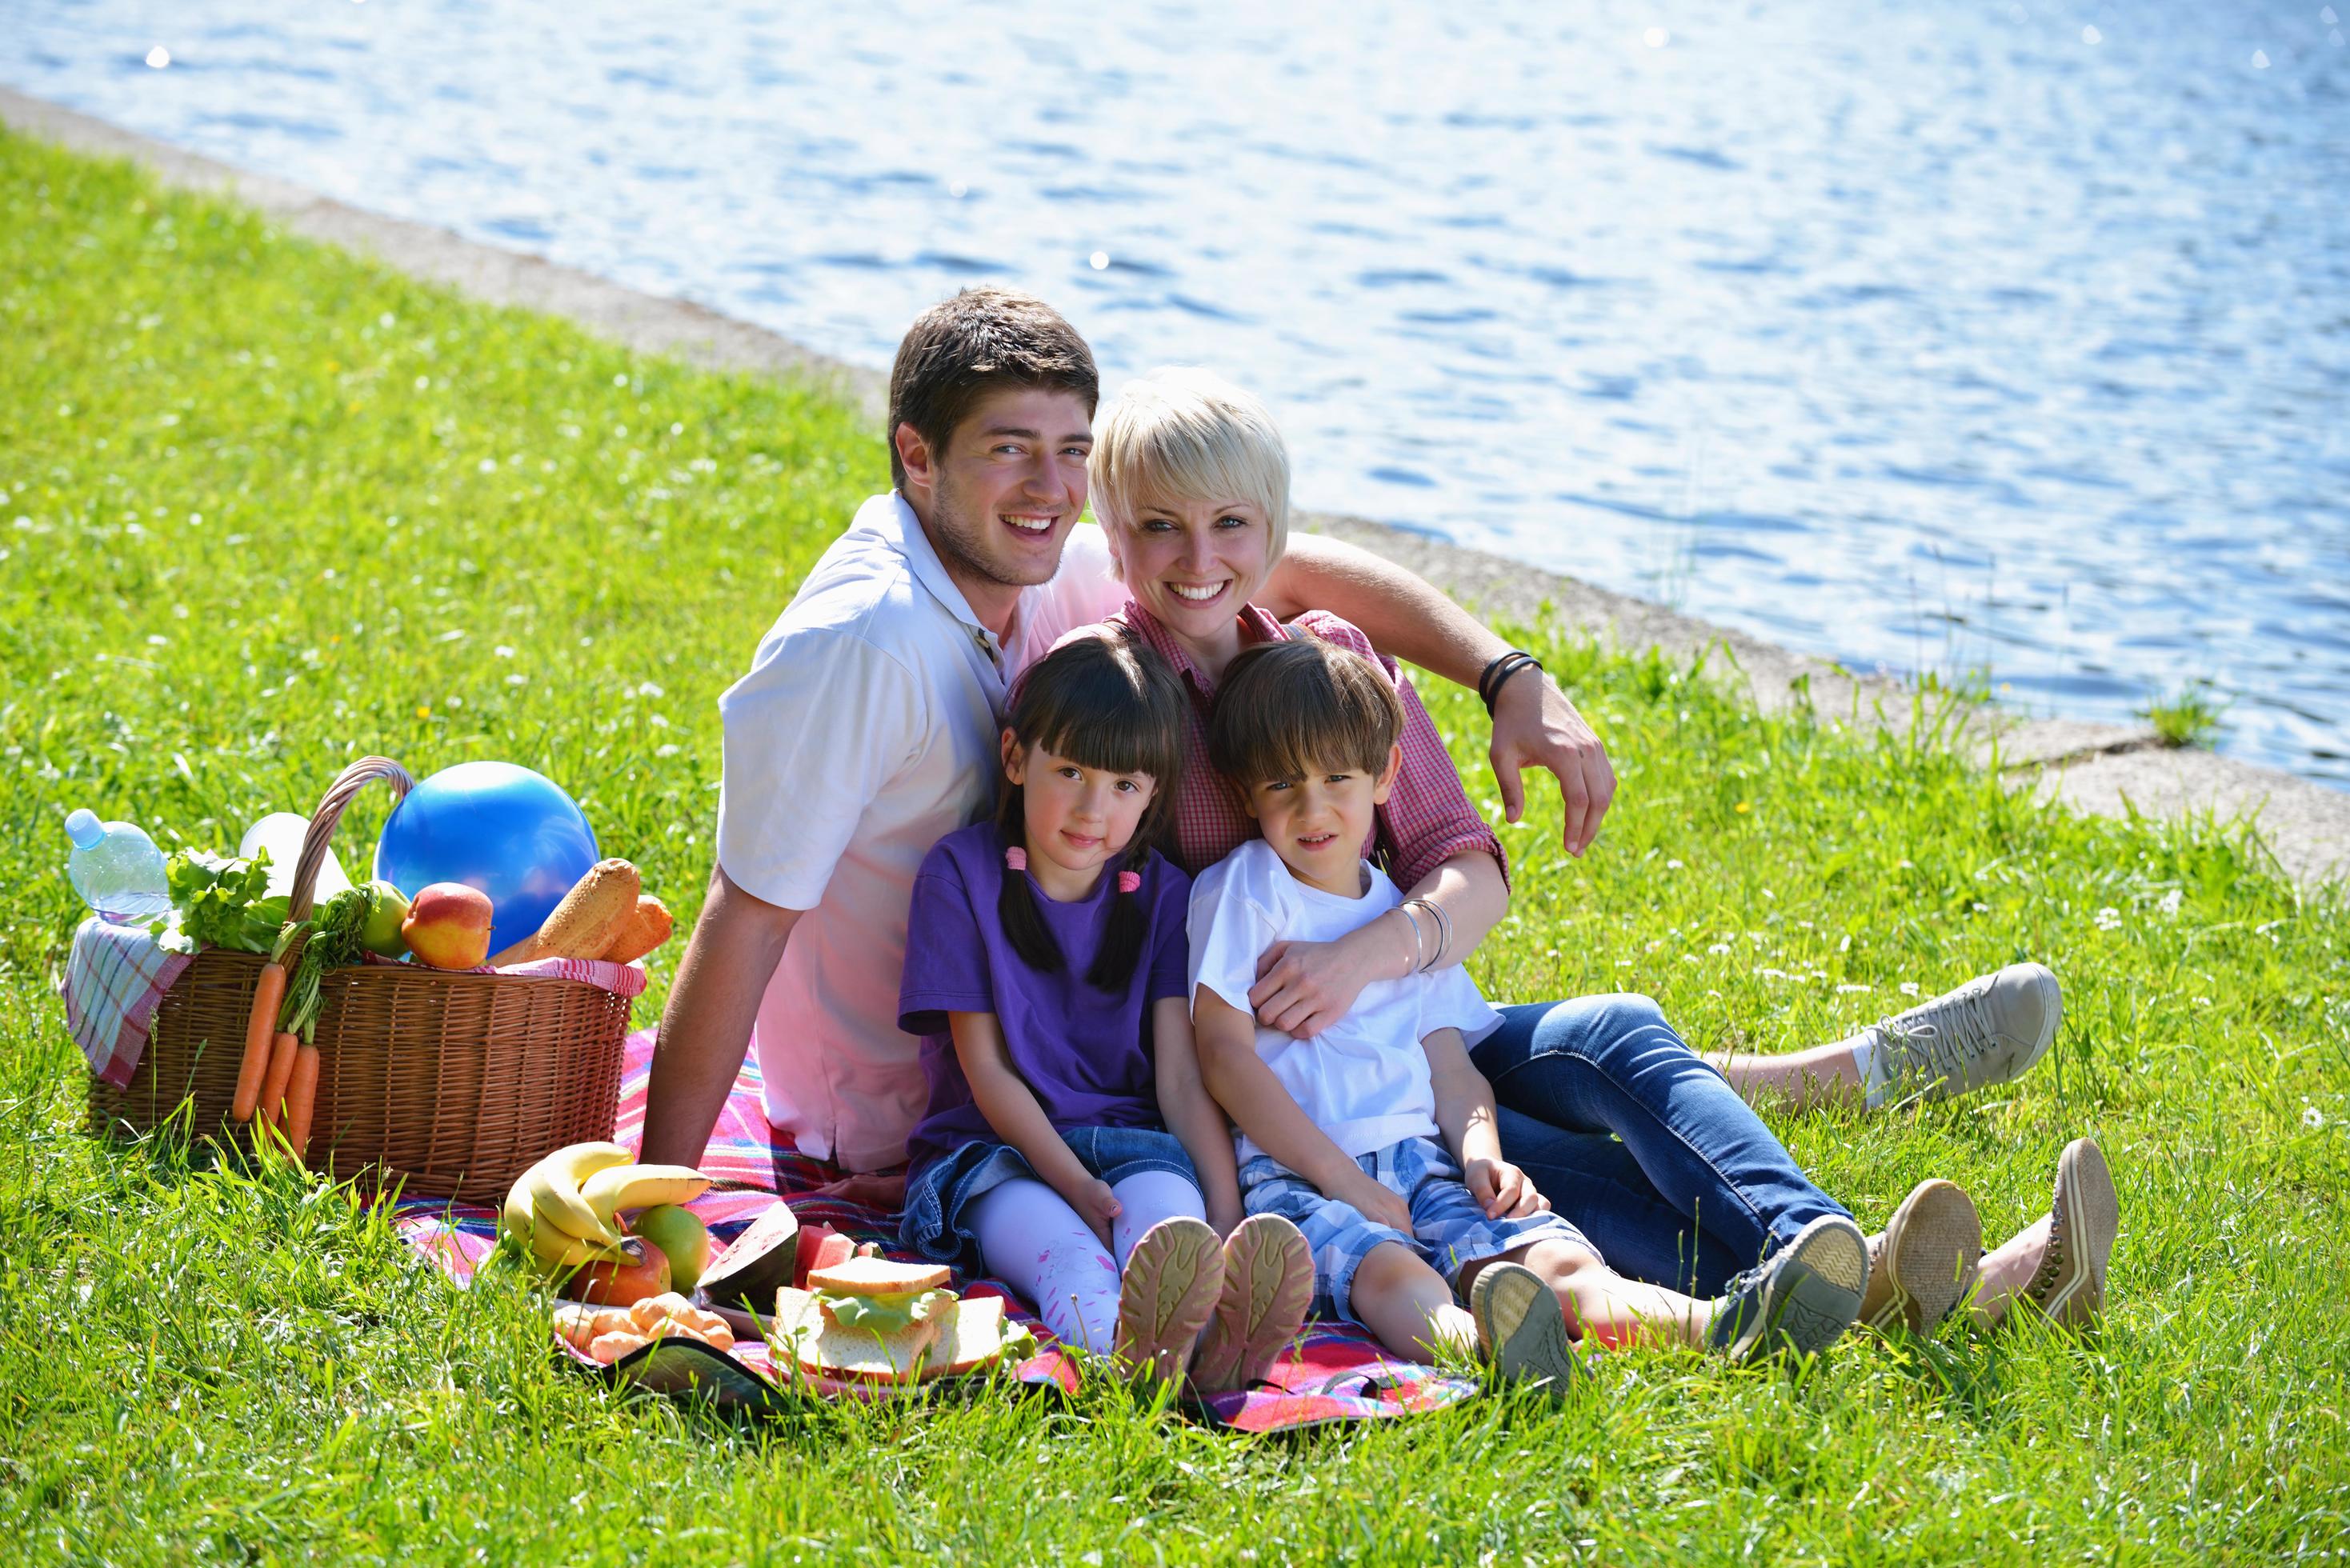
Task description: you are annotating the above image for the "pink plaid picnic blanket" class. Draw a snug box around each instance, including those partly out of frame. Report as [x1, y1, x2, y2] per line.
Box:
[62, 918, 194, 1088]
[61, 918, 650, 1089]
[395, 1026, 1479, 1432]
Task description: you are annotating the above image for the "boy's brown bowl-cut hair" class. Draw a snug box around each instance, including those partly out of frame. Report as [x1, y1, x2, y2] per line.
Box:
[1208, 633, 1404, 790]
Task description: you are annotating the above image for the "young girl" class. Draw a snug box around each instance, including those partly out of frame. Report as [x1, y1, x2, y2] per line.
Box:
[897, 630, 1315, 1388]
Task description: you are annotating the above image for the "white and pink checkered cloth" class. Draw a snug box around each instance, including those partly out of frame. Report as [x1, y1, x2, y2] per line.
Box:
[60, 918, 650, 1089]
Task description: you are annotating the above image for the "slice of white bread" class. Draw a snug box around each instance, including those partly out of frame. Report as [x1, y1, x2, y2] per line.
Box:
[775, 1285, 942, 1384]
[923, 1294, 1011, 1380]
[803, 1256, 951, 1296]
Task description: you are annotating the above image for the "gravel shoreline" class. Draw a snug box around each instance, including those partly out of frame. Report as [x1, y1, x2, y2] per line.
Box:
[7, 84, 2341, 888]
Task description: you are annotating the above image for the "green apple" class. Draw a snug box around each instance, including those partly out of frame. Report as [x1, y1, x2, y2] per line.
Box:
[358, 879, 411, 958]
[632, 1204, 710, 1292]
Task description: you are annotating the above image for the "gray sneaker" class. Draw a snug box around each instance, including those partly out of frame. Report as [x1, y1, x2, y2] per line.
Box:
[1868, 962, 2062, 1106]
[1709, 1214, 1868, 1362]
[1468, 1261, 1580, 1398]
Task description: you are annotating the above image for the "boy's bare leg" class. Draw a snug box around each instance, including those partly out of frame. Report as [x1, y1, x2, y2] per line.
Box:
[1467, 1240, 1716, 1350]
[1351, 1241, 1479, 1361]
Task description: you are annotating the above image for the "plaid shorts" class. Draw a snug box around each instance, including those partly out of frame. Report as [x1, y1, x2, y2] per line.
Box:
[1237, 1135, 1596, 1326]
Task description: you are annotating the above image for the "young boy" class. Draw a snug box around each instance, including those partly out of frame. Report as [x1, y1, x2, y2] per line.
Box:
[1187, 635, 1868, 1388]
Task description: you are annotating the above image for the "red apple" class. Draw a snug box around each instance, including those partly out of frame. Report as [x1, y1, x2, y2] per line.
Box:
[401, 882, 493, 969]
[570, 1236, 671, 1306]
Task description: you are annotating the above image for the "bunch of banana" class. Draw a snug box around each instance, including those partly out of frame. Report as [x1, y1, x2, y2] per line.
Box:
[500, 1142, 713, 1278]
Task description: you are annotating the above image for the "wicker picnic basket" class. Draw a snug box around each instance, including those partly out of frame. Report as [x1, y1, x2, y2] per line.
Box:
[85, 756, 634, 1202]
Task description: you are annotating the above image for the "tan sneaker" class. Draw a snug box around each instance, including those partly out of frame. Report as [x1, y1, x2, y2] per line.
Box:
[2024, 1138, 2119, 1327]
[1867, 962, 2063, 1106]
[1112, 1218, 1224, 1385]
[1860, 1179, 1984, 1334]
[1190, 1214, 1314, 1393]
[1469, 1261, 1580, 1398]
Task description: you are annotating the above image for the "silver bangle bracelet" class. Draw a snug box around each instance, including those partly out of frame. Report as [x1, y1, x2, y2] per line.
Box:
[1393, 902, 1430, 973]
[1403, 896, 1453, 971]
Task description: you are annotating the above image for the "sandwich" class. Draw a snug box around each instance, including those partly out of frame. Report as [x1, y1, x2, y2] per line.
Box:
[772, 1254, 1030, 1385]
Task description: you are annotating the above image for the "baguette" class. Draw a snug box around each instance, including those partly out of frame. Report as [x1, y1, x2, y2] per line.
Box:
[492, 858, 639, 966]
[599, 894, 674, 965]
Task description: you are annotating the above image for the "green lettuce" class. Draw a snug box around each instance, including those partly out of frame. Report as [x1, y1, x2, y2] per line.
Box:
[819, 1289, 949, 1336]
[149, 848, 290, 955]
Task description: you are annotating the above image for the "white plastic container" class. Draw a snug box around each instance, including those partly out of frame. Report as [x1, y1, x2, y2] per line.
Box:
[238, 811, 353, 902]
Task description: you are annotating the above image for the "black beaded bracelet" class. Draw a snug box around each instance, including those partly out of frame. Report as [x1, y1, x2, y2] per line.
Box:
[1478, 650, 1543, 714]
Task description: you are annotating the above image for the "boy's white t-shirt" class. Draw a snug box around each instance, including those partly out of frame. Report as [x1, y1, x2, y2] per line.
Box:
[1187, 839, 1502, 1163]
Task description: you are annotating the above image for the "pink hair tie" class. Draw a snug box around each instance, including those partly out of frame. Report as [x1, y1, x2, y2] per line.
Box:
[1117, 870, 1143, 894]
[1004, 847, 1027, 871]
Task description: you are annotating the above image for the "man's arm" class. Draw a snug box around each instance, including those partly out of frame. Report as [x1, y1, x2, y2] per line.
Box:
[1261, 532, 1616, 857]
[638, 865, 800, 1167]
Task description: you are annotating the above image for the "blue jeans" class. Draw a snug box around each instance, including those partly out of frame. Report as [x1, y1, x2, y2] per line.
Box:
[1471, 993, 1852, 1297]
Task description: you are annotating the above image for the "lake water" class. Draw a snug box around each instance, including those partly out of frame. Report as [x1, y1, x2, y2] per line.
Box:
[7, 1, 2347, 783]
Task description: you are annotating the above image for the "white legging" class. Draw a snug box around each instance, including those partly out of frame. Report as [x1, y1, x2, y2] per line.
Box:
[967, 1170, 1206, 1353]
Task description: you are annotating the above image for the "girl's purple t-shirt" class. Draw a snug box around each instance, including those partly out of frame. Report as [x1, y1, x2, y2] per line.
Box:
[899, 821, 1194, 1174]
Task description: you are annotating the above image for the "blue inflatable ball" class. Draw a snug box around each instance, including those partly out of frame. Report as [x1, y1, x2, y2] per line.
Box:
[373, 762, 599, 956]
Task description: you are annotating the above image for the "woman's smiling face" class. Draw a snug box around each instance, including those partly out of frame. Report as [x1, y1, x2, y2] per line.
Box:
[1111, 492, 1275, 647]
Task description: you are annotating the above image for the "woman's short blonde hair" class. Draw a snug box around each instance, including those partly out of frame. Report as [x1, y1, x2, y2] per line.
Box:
[1090, 367, 1291, 570]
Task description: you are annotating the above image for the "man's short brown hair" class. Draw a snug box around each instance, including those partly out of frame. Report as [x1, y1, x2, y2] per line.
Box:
[1208, 633, 1404, 789]
[887, 288, 1099, 489]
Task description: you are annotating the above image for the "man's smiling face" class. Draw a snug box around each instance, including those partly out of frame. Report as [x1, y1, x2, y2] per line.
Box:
[899, 384, 1095, 601]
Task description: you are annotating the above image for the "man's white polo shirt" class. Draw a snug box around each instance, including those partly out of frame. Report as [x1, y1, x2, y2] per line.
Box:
[715, 492, 1123, 1170]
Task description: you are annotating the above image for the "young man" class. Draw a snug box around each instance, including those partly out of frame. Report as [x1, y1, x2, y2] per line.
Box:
[639, 288, 1614, 1173]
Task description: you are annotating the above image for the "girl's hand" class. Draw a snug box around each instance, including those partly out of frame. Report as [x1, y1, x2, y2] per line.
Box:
[1327, 1168, 1414, 1234]
[1466, 1158, 1548, 1219]
[1067, 1177, 1123, 1251]
[1249, 913, 1415, 1038]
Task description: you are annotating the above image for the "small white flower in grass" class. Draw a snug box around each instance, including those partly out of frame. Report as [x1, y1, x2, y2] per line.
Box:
[2157, 888, 2183, 918]
[1899, 982, 1921, 998]
[494, 645, 515, 658]
[655, 743, 680, 758]
[2305, 1106, 2325, 1130]
[1836, 983, 1872, 994]
[1666, 858, 1684, 871]
[477, 458, 497, 474]
[636, 682, 664, 698]
[649, 714, 670, 728]
[1708, 942, 1731, 956]
[147, 634, 167, 646]
[2194, 996, 2212, 1006]
[2095, 906, 2123, 931]
[505, 674, 528, 686]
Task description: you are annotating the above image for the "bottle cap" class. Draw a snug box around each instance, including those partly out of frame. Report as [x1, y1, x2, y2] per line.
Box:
[66, 809, 106, 850]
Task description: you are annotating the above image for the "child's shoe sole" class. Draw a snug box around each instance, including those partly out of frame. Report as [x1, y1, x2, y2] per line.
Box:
[1468, 1261, 1579, 1399]
[1713, 1214, 1868, 1363]
[1190, 1214, 1314, 1394]
[1865, 1178, 1983, 1335]
[1112, 1217, 1223, 1385]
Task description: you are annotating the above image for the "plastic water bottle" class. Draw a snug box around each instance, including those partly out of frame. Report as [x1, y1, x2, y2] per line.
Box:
[64, 809, 171, 924]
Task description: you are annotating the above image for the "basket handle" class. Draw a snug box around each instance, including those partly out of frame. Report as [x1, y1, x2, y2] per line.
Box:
[288, 756, 414, 928]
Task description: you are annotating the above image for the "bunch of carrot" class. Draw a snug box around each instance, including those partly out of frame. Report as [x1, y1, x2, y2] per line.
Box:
[229, 886, 370, 1163]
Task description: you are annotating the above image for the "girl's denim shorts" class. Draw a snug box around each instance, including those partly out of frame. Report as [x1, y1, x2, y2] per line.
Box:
[900, 1124, 1200, 1270]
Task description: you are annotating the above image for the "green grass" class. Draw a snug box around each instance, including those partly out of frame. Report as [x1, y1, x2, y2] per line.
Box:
[5, 128, 2349, 1565]
[2139, 683, 2231, 750]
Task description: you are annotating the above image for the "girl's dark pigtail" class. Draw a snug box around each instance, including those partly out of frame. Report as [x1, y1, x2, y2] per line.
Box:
[995, 831, 1065, 974]
[1084, 843, 1150, 992]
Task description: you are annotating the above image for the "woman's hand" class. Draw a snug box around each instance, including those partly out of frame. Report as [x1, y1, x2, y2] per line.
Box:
[1465, 1157, 1549, 1220]
[1327, 1167, 1415, 1234]
[1249, 911, 1416, 1038]
[1489, 670, 1615, 858]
